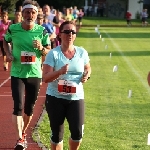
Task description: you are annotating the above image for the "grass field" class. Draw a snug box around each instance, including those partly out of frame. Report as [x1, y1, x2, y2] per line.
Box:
[32, 24, 150, 150]
[7, 14, 149, 26]
[82, 17, 144, 26]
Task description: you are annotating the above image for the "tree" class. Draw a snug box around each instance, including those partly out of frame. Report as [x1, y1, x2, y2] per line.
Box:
[37, 0, 84, 9]
[0, 0, 85, 13]
[0, 0, 18, 12]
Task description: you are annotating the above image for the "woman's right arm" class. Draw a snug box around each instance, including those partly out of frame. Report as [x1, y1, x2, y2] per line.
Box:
[43, 64, 69, 83]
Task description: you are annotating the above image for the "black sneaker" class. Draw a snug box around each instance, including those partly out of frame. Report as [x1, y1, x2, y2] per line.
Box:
[14, 139, 25, 150]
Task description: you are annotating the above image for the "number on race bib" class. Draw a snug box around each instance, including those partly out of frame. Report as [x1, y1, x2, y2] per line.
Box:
[22, 56, 35, 62]
[21, 51, 36, 64]
[58, 80, 76, 95]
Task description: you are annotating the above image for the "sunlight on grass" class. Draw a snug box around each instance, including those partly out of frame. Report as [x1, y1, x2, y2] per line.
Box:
[33, 26, 150, 150]
[82, 17, 148, 26]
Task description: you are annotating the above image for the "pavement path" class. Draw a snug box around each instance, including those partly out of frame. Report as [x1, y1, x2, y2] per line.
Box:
[0, 56, 47, 150]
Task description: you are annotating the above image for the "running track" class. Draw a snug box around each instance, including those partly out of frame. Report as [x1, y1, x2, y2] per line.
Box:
[0, 56, 47, 150]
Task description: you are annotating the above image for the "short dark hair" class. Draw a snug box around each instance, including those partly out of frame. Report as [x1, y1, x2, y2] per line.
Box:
[43, 4, 50, 8]
[43, 16, 48, 20]
[59, 21, 76, 33]
[37, 14, 44, 19]
[15, 10, 21, 14]
[1, 11, 8, 16]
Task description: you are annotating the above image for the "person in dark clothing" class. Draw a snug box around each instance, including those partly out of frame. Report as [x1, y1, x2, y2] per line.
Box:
[125, 10, 132, 26]
[99, 4, 104, 17]
[97, 6, 100, 17]
[86, 7, 90, 17]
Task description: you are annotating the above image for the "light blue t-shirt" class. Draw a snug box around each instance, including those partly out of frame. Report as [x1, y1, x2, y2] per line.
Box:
[43, 45, 90, 100]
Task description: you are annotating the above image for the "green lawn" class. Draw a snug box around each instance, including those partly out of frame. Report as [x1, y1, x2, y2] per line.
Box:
[8, 15, 148, 26]
[82, 17, 148, 26]
[32, 26, 150, 150]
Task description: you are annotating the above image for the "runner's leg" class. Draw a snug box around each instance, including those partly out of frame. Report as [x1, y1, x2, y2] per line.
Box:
[11, 76, 25, 140]
[22, 77, 41, 133]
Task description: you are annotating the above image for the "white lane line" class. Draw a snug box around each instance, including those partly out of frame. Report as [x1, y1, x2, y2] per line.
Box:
[103, 30, 150, 92]
[0, 77, 11, 87]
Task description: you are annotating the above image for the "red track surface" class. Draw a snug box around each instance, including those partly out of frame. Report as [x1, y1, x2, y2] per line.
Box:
[0, 57, 47, 150]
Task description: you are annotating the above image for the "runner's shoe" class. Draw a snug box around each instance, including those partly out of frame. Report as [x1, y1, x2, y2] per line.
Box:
[14, 138, 25, 150]
[22, 133, 27, 148]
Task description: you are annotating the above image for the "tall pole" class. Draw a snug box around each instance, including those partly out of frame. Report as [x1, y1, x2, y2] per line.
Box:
[85, 0, 88, 6]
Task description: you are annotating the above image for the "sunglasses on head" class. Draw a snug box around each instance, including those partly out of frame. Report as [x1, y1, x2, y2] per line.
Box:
[61, 30, 76, 35]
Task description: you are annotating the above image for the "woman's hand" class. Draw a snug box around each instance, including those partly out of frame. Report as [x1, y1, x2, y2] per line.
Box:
[81, 63, 91, 83]
[81, 71, 89, 83]
[59, 64, 69, 75]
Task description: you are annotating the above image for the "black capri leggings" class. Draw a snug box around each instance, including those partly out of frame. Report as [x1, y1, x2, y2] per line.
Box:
[0, 40, 6, 56]
[11, 76, 41, 116]
[45, 95, 85, 144]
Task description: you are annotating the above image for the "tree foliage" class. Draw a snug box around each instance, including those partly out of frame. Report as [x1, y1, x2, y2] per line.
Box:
[0, 0, 85, 12]
[0, 0, 18, 11]
[37, 0, 85, 9]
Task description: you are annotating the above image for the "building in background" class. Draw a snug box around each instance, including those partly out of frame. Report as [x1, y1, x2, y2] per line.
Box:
[128, 0, 143, 19]
[107, 0, 126, 19]
[143, 0, 150, 16]
[84, 0, 149, 19]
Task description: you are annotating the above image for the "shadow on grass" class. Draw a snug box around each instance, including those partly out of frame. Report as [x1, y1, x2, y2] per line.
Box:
[132, 145, 141, 148]
[77, 32, 98, 38]
[77, 32, 150, 38]
[88, 51, 150, 56]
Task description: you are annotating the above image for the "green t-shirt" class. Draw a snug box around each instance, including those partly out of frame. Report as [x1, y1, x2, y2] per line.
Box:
[64, 14, 74, 21]
[4, 23, 50, 78]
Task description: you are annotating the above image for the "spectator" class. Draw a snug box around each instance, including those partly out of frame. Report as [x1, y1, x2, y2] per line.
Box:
[86, 7, 90, 17]
[125, 10, 132, 26]
[103, 2, 106, 16]
[145, 9, 149, 25]
[99, 4, 104, 17]
[141, 9, 148, 26]
[97, 6, 100, 17]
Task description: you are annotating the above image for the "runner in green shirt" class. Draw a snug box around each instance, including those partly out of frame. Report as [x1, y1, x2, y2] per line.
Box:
[3, 0, 51, 149]
[5, 23, 50, 78]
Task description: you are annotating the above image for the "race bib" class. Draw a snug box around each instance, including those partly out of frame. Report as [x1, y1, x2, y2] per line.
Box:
[21, 51, 36, 64]
[58, 80, 77, 95]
